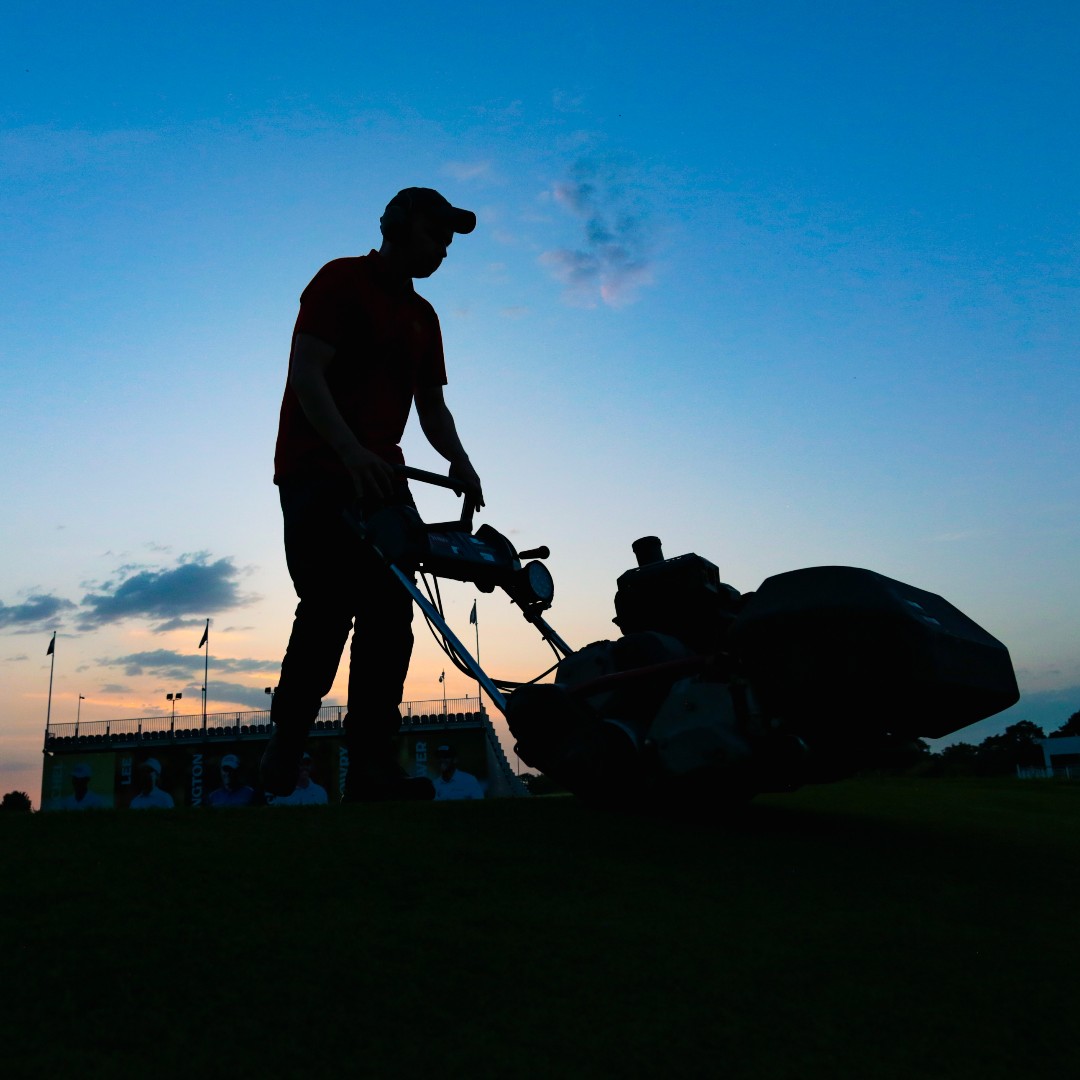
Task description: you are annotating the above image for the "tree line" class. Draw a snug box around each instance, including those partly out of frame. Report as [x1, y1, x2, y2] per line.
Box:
[520, 708, 1080, 792]
[884, 709, 1080, 778]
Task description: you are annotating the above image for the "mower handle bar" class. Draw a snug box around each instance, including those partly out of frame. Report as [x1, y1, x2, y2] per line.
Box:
[393, 464, 469, 492]
[393, 465, 550, 562]
[393, 464, 478, 531]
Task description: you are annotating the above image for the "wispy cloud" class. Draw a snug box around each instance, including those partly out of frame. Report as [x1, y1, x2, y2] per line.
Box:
[0, 594, 76, 630]
[99, 649, 276, 680]
[443, 160, 493, 182]
[206, 680, 282, 710]
[552, 89, 586, 113]
[78, 554, 256, 632]
[540, 155, 656, 308]
[0, 553, 258, 639]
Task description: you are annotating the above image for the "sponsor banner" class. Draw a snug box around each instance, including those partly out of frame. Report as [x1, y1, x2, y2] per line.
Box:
[118, 748, 197, 809]
[202, 746, 263, 808]
[41, 725, 492, 809]
[400, 728, 488, 800]
[264, 740, 338, 807]
[41, 754, 116, 811]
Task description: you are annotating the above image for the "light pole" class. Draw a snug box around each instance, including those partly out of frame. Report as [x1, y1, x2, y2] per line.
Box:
[167, 692, 183, 732]
[76, 693, 85, 735]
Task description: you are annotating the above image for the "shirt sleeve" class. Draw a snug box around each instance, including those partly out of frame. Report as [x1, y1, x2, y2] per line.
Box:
[415, 302, 448, 389]
[294, 260, 354, 348]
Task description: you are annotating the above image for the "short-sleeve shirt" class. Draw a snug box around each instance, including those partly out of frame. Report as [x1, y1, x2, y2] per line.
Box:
[433, 769, 484, 800]
[208, 785, 256, 808]
[274, 252, 447, 484]
[129, 787, 175, 809]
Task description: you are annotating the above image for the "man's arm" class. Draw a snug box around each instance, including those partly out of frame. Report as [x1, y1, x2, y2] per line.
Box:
[288, 332, 396, 500]
[414, 385, 485, 510]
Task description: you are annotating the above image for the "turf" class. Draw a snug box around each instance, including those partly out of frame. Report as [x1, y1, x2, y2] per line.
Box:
[4, 779, 1078, 1079]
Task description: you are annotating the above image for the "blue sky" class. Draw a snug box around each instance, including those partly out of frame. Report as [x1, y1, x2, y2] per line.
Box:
[3, 1, 1078, 802]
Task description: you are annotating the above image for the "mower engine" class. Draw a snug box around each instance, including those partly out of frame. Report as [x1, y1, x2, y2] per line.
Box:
[505, 536, 1020, 807]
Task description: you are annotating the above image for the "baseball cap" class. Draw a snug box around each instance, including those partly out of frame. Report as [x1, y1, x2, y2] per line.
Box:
[383, 188, 476, 235]
[435, 744, 456, 758]
[72, 763, 92, 779]
[143, 757, 162, 775]
[221, 754, 240, 770]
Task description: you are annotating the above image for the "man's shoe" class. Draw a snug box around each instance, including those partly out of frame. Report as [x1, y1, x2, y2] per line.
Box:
[260, 725, 308, 797]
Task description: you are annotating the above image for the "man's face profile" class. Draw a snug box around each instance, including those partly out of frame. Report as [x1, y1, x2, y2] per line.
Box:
[138, 763, 158, 793]
[406, 215, 453, 279]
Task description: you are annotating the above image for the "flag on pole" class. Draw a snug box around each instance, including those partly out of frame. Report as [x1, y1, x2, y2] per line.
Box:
[469, 601, 477, 625]
[46, 633, 55, 656]
[198, 620, 209, 649]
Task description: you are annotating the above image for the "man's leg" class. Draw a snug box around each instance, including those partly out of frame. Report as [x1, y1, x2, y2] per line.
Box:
[263, 595, 354, 795]
[262, 479, 356, 796]
[341, 538, 434, 800]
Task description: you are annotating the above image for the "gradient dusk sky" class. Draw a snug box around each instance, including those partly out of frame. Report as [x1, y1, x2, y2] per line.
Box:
[3, 1, 1078, 803]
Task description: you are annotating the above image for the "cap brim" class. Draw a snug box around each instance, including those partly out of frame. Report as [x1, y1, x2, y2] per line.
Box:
[448, 207, 476, 235]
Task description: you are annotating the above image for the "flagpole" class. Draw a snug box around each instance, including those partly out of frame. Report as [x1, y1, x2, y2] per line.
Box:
[472, 600, 481, 715]
[45, 632, 56, 735]
[200, 618, 209, 732]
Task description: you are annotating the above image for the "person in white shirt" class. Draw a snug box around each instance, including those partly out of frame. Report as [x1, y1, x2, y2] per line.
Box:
[59, 762, 108, 810]
[129, 758, 175, 809]
[268, 751, 328, 806]
[432, 743, 483, 801]
[208, 753, 257, 807]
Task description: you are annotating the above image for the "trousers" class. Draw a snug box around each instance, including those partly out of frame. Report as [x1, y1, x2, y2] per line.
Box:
[271, 476, 415, 756]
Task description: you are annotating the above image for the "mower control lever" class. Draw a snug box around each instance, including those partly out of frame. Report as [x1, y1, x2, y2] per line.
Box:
[393, 464, 479, 531]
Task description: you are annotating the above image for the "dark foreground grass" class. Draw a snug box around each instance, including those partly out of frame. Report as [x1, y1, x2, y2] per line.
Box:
[4, 779, 1079, 1079]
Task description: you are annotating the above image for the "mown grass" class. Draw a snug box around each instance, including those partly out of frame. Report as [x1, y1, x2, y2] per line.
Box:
[4, 778, 1078, 1079]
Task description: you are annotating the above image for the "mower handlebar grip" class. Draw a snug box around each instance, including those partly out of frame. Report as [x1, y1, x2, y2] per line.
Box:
[393, 465, 462, 491]
[393, 465, 477, 530]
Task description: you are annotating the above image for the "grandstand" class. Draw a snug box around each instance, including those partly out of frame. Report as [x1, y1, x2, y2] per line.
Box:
[41, 696, 529, 808]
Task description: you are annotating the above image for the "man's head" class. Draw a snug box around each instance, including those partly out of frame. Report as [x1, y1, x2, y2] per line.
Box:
[435, 744, 457, 778]
[139, 758, 162, 792]
[71, 762, 92, 796]
[297, 751, 314, 787]
[379, 188, 476, 279]
[220, 754, 240, 789]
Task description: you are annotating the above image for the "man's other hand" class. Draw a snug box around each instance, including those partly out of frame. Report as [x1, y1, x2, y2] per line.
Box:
[449, 458, 485, 513]
[343, 446, 396, 503]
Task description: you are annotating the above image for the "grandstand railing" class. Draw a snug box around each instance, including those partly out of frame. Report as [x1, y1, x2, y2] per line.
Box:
[44, 696, 483, 751]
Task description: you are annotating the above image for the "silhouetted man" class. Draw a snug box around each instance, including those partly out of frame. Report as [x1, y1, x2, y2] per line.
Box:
[264, 188, 484, 803]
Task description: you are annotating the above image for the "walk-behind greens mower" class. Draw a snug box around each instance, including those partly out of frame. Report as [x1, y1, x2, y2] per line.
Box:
[350, 467, 1019, 809]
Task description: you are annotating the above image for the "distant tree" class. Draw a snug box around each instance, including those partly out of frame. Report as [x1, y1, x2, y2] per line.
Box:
[1049, 709, 1080, 739]
[933, 742, 980, 776]
[0, 790, 33, 812]
[976, 721, 1046, 775]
